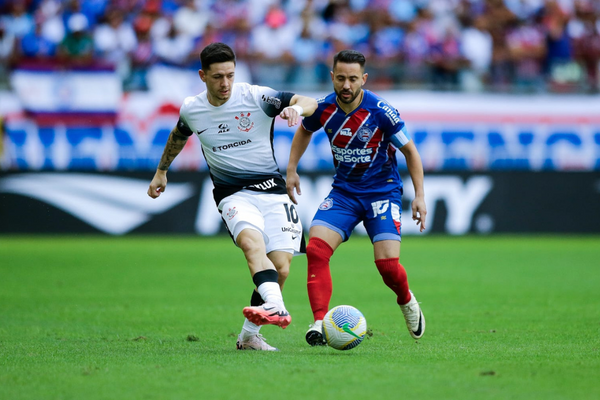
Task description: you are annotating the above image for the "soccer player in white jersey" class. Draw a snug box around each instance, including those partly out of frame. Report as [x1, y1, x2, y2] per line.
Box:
[147, 42, 317, 351]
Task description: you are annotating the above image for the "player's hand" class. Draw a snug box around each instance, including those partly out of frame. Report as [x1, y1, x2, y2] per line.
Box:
[411, 196, 427, 232]
[148, 171, 167, 199]
[280, 106, 301, 127]
[286, 170, 301, 205]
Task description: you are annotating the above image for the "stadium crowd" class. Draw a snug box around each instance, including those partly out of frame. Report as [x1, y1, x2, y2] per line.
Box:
[0, 0, 599, 93]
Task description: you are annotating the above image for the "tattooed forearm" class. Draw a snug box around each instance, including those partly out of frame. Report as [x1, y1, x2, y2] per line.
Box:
[157, 128, 188, 171]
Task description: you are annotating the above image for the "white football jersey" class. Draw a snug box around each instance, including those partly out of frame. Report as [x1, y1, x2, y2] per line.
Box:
[177, 82, 295, 204]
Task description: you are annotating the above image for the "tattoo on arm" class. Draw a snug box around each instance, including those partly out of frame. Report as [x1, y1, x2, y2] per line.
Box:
[157, 128, 188, 171]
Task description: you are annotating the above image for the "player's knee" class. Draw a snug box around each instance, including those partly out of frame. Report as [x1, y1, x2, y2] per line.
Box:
[236, 232, 264, 255]
[273, 260, 289, 280]
[306, 237, 334, 264]
[277, 266, 289, 284]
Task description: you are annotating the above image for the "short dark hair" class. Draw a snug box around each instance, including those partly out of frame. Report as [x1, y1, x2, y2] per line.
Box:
[200, 42, 236, 71]
[333, 50, 366, 69]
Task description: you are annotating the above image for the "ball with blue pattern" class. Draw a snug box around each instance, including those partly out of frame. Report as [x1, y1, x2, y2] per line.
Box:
[323, 305, 367, 350]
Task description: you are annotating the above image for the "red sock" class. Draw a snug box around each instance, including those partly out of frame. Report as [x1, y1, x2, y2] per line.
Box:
[306, 237, 334, 321]
[375, 258, 411, 305]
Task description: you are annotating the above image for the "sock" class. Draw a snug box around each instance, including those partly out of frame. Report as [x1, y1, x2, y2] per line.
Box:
[306, 237, 334, 321]
[375, 258, 411, 305]
[253, 269, 284, 308]
[250, 289, 265, 306]
[241, 290, 264, 338]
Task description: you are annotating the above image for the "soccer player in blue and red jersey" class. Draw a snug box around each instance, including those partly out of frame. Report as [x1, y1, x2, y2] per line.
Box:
[286, 50, 428, 346]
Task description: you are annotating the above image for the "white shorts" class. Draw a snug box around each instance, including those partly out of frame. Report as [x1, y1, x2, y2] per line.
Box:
[218, 190, 304, 255]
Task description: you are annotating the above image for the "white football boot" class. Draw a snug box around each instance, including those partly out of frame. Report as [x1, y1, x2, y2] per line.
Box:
[305, 320, 327, 346]
[400, 291, 425, 339]
[236, 333, 278, 351]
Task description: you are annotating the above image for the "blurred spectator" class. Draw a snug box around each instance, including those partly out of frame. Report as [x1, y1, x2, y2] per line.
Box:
[154, 19, 194, 67]
[429, 24, 467, 90]
[402, 8, 436, 85]
[570, 0, 600, 92]
[145, 0, 171, 41]
[79, 0, 108, 26]
[61, 0, 87, 32]
[1, 1, 34, 39]
[57, 13, 94, 67]
[542, 0, 581, 91]
[250, 2, 297, 86]
[460, 16, 493, 92]
[506, 15, 546, 92]
[367, 8, 405, 87]
[19, 16, 57, 63]
[124, 15, 155, 90]
[94, 8, 136, 78]
[289, 0, 329, 88]
[36, 0, 66, 45]
[484, 0, 519, 90]
[0, 20, 17, 88]
[1, 0, 599, 94]
[173, 0, 210, 40]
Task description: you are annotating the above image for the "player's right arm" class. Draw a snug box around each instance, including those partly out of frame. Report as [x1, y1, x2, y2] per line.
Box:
[286, 124, 314, 205]
[147, 125, 189, 199]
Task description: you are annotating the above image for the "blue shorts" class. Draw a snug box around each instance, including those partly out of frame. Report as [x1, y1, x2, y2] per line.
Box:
[311, 187, 403, 243]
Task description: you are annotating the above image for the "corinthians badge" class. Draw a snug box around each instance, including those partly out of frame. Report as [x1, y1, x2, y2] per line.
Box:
[235, 112, 254, 132]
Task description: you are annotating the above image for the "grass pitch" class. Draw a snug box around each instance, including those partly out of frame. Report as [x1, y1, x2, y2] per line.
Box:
[1, 235, 599, 400]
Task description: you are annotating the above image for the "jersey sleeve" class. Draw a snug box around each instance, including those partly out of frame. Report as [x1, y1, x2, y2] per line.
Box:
[177, 98, 195, 137]
[253, 86, 295, 118]
[389, 124, 411, 148]
[300, 95, 327, 132]
[377, 99, 411, 148]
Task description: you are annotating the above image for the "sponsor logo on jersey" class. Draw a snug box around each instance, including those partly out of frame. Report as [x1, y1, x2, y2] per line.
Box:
[281, 226, 301, 235]
[247, 178, 276, 190]
[218, 123, 229, 134]
[371, 200, 389, 216]
[261, 95, 282, 109]
[331, 146, 373, 163]
[357, 126, 373, 142]
[339, 128, 353, 137]
[319, 197, 334, 211]
[212, 139, 252, 152]
[226, 207, 238, 220]
[377, 100, 401, 126]
[235, 112, 254, 132]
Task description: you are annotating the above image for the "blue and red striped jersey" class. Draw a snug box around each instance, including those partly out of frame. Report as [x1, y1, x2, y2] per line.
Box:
[301, 90, 411, 194]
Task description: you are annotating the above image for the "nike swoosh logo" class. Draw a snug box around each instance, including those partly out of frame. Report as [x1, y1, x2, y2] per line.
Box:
[292, 235, 297, 240]
[0, 173, 194, 234]
[342, 323, 361, 339]
[197, 129, 208, 135]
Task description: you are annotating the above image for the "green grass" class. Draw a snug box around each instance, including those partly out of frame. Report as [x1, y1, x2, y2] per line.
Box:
[1, 235, 599, 400]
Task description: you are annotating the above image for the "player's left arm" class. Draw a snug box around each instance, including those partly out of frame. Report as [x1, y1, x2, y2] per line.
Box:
[279, 94, 318, 127]
[399, 141, 427, 232]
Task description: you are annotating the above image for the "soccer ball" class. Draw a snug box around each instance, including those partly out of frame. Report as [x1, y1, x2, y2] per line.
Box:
[322, 305, 367, 350]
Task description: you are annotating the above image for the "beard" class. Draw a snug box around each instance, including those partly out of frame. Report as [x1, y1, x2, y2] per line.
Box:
[335, 87, 361, 104]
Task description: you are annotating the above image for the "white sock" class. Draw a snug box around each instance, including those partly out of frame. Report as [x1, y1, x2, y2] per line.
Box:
[241, 320, 260, 339]
[257, 281, 285, 309]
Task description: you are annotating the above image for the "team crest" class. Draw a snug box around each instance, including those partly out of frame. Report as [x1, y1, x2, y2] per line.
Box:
[226, 207, 238, 220]
[357, 126, 373, 142]
[235, 112, 254, 132]
[318, 197, 334, 211]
